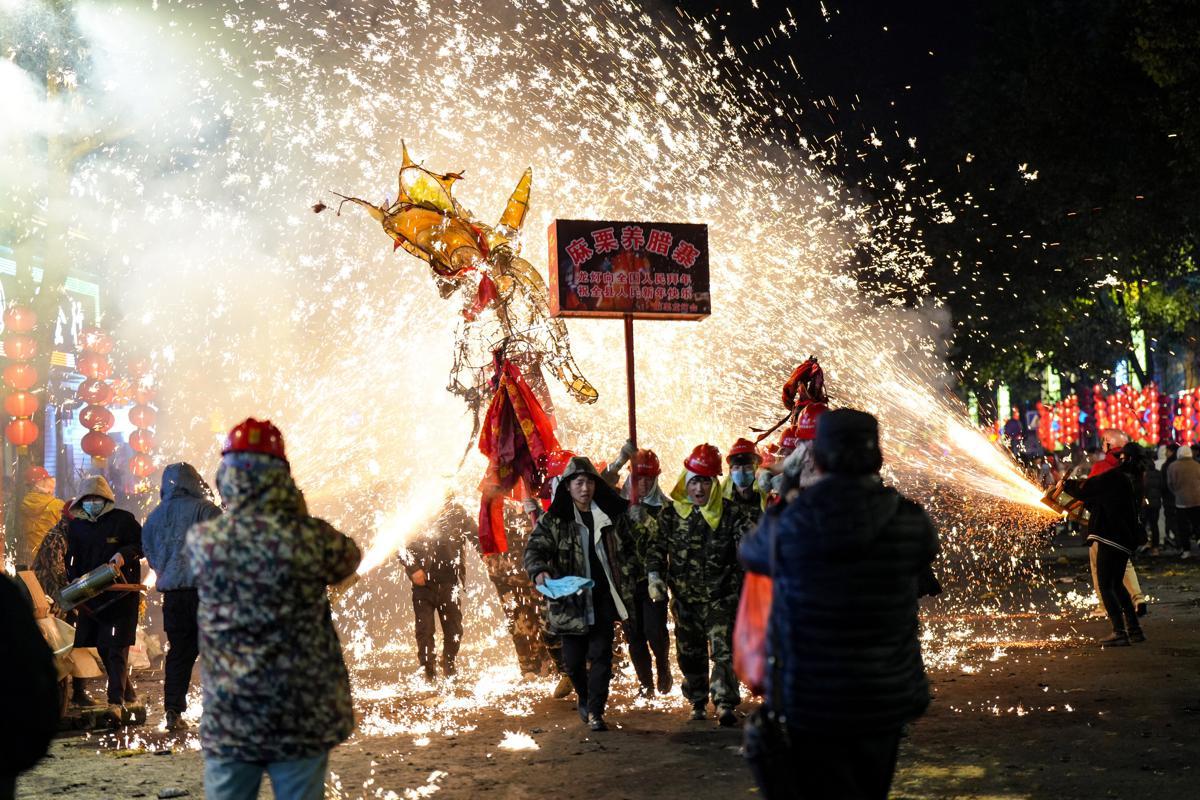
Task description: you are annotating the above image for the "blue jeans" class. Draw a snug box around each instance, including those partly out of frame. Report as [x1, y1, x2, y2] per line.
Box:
[204, 752, 329, 800]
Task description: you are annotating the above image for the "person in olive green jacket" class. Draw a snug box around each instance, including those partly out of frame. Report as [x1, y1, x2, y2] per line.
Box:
[524, 456, 650, 732]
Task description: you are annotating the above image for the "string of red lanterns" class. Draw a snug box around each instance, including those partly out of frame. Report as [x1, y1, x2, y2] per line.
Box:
[127, 357, 157, 479]
[3, 305, 40, 452]
[77, 326, 118, 462]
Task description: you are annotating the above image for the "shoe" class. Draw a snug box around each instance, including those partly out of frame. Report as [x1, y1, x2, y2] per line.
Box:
[656, 671, 673, 695]
[717, 706, 738, 728]
[1128, 630, 1146, 643]
[576, 703, 588, 723]
[588, 714, 608, 732]
[1136, 602, 1148, 617]
[105, 704, 126, 726]
[637, 684, 654, 699]
[442, 662, 457, 679]
[690, 702, 707, 721]
[71, 689, 98, 707]
[123, 679, 137, 703]
[1088, 606, 1108, 618]
[1099, 633, 1130, 647]
[552, 674, 574, 699]
[164, 710, 189, 732]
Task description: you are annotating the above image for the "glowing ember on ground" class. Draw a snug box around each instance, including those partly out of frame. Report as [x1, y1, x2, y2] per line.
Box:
[497, 731, 539, 751]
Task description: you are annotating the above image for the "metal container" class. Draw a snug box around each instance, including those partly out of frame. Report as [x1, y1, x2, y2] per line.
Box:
[58, 563, 121, 612]
[1041, 483, 1088, 523]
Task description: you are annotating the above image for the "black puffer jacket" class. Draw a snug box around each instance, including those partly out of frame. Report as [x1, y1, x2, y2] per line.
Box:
[1063, 466, 1143, 554]
[400, 502, 472, 587]
[739, 474, 939, 732]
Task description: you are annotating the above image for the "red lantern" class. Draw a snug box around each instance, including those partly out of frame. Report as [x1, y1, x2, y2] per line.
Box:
[134, 387, 157, 405]
[3, 334, 37, 361]
[77, 378, 115, 405]
[129, 453, 155, 478]
[3, 305, 37, 333]
[129, 404, 158, 428]
[75, 352, 111, 380]
[128, 358, 151, 378]
[5, 419, 39, 447]
[129, 429, 155, 454]
[80, 431, 117, 459]
[3, 363, 37, 391]
[79, 327, 115, 355]
[3, 391, 38, 418]
[79, 404, 116, 433]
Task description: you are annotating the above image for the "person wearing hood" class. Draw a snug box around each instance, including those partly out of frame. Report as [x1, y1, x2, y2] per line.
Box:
[613, 446, 671, 697]
[64, 475, 143, 723]
[645, 444, 756, 727]
[1167, 444, 1200, 558]
[524, 456, 644, 731]
[1065, 442, 1148, 646]
[18, 466, 64, 564]
[141, 463, 222, 732]
[186, 419, 361, 799]
[399, 497, 472, 681]
[738, 409, 939, 799]
[724, 438, 767, 522]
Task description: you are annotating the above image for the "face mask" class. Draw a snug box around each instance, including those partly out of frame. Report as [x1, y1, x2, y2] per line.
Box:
[82, 499, 105, 517]
[731, 469, 755, 489]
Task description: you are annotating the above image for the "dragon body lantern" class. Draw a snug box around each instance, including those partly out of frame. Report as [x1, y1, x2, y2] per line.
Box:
[325, 145, 597, 411]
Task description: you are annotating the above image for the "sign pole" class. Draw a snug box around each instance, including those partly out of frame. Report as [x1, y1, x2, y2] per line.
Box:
[624, 313, 639, 505]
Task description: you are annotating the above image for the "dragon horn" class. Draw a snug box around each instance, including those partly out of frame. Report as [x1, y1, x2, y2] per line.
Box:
[497, 167, 533, 233]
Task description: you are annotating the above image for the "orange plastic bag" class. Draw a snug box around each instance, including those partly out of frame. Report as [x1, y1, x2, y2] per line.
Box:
[733, 572, 773, 696]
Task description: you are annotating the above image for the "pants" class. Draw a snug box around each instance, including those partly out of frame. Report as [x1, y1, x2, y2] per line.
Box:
[203, 752, 329, 800]
[98, 645, 130, 705]
[745, 720, 901, 800]
[1089, 542, 1142, 606]
[1095, 544, 1142, 636]
[1144, 503, 1162, 547]
[162, 589, 200, 713]
[1175, 506, 1200, 552]
[413, 582, 463, 674]
[622, 581, 670, 690]
[561, 620, 616, 717]
[672, 596, 739, 708]
[1164, 503, 1179, 546]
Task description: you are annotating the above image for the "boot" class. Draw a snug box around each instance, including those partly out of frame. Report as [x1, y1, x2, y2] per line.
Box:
[105, 704, 126, 727]
[656, 668, 673, 695]
[1099, 632, 1130, 647]
[441, 658, 457, 679]
[71, 678, 97, 707]
[717, 706, 739, 728]
[123, 676, 137, 703]
[164, 710, 189, 732]
[690, 701, 708, 721]
[422, 664, 436, 681]
[587, 713, 608, 732]
[1128, 628, 1146, 643]
[552, 674, 574, 699]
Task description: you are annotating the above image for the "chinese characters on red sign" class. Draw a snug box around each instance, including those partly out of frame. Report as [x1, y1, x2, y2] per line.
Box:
[548, 220, 710, 320]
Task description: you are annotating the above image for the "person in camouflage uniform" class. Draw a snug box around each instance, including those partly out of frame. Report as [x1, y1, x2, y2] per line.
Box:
[187, 420, 360, 800]
[724, 438, 767, 523]
[524, 456, 648, 731]
[646, 443, 755, 727]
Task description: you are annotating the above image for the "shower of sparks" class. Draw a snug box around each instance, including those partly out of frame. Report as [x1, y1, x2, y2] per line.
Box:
[3, 0, 1069, 755]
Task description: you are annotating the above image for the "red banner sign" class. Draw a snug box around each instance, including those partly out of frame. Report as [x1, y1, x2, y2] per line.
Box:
[548, 219, 710, 319]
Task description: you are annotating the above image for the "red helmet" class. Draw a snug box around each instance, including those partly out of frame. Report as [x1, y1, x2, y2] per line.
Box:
[26, 466, 51, 485]
[761, 443, 779, 469]
[540, 449, 577, 479]
[223, 418, 287, 462]
[683, 443, 723, 478]
[726, 437, 760, 464]
[632, 448, 661, 477]
[795, 402, 829, 441]
[779, 426, 800, 450]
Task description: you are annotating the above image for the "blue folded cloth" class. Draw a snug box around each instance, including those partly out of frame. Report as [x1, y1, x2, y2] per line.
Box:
[535, 576, 594, 599]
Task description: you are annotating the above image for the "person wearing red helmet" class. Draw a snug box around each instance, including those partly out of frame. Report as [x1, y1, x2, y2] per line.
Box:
[768, 403, 829, 502]
[645, 443, 755, 727]
[602, 441, 671, 697]
[187, 418, 361, 797]
[723, 438, 767, 520]
[19, 465, 64, 563]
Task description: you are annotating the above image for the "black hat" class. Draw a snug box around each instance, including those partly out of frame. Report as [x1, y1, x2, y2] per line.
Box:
[813, 408, 882, 475]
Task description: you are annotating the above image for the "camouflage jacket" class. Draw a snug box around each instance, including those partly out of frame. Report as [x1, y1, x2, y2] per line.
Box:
[646, 501, 754, 604]
[186, 453, 361, 762]
[524, 507, 648, 636]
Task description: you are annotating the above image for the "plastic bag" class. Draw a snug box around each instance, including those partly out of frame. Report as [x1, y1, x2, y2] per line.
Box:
[733, 572, 773, 695]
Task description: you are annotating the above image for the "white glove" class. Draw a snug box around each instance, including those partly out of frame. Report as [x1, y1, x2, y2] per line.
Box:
[647, 572, 667, 602]
[522, 498, 541, 521]
[628, 503, 647, 524]
[619, 438, 637, 460]
[756, 468, 773, 495]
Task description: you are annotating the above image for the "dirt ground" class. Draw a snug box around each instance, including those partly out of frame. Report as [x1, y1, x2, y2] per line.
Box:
[16, 547, 1200, 800]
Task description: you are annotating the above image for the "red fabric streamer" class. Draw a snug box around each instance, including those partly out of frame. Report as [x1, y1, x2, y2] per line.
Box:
[463, 273, 499, 322]
[476, 356, 559, 553]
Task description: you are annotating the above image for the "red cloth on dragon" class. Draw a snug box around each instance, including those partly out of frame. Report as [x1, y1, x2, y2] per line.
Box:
[477, 356, 559, 554]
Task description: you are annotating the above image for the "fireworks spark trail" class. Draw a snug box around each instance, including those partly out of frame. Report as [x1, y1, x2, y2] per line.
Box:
[2, 0, 1064, 725]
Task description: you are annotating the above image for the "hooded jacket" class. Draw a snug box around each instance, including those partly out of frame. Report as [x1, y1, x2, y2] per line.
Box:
[186, 453, 361, 762]
[524, 457, 646, 635]
[1167, 448, 1200, 508]
[20, 488, 65, 559]
[141, 463, 222, 591]
[739, 474, 938, 731]
[400, 501, 472, 588]
[645, 471, 755, 606]
[64, 476, 142, 621]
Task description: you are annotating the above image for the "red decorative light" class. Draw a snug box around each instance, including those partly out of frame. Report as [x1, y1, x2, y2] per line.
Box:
[80, 431, 118, 459]
[75, 352, 112, 380]
[129, 452, 155, 478]
[129, 429, 155, 454]
[129, 404, 158, 428]
[3, 391, 38, 418]
[77, 379, 115, 405]
[3, 334, 37, 361]
[3, 363, 37, 391]
[79, 404, 116, 433]
[5, 419, 39, 447]
[2, 305, 37, 333]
